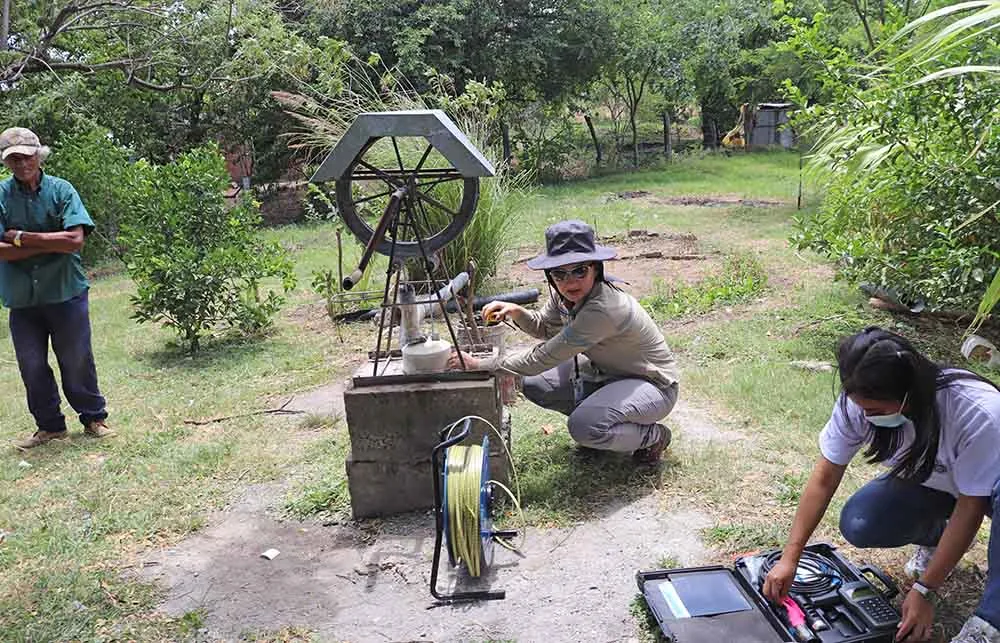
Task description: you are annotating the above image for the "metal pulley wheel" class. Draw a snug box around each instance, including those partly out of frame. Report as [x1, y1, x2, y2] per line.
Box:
[335, 136, 480, 258]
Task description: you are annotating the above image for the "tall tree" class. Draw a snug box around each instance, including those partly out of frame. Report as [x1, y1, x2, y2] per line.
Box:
[601, 0, 677, 166]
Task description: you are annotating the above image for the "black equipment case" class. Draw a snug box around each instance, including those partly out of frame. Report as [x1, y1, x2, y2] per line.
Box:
[636, 543, 901, 643]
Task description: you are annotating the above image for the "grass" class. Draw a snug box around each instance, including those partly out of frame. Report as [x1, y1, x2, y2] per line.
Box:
[0, 148, 986, 641]
[642, 252, 768, 319]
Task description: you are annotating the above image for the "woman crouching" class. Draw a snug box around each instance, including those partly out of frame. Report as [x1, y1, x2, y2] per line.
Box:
[450, 219, 679, 464]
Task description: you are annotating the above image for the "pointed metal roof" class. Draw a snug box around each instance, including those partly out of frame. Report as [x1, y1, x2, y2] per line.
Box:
[310, 109, 496, 182]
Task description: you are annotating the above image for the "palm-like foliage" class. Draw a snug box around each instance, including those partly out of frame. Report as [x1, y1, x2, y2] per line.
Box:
[794, 2, 1000, 323]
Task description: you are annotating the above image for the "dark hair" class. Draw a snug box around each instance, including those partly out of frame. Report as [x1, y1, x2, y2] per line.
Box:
[543, 261, 621, 306]
[837, 326, 1000, 482]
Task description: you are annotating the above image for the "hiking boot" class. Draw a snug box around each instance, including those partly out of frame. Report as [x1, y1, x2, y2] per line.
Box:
[84, 420, 114, 438]
[904, 545, 936, 579]
[905, 542, 970, 580]
[14, 429, 67, 450]
[951, 615, 1000, 643]
[633, 424, 672, 464]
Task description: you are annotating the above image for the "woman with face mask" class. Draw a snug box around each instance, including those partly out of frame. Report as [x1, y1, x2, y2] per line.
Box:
[449, 219, 679, 464]
[763, 326, 1000, 643]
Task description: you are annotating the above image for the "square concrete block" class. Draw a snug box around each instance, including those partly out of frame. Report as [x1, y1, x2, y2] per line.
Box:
[343, 378, 504, 463]
[345, 451, 509, 519]
[343, 376, 511, 518]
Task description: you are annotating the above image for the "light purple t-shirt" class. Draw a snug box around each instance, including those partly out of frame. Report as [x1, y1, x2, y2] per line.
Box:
[819, 376, 1000, 498]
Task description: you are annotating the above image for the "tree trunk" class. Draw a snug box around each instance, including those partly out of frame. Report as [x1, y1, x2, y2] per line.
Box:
[584, 113, 602, 167]
[709, 119, 718, 149]
[1, 0, 10, 50]
[701, 102, 713, 148]
[630, 110, 638, 167]
[500, 121, 512, 165]
[662, 111, 672, 162]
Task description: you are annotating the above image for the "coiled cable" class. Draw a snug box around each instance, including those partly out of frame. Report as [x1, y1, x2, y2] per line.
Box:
[759, 550, 843, 595]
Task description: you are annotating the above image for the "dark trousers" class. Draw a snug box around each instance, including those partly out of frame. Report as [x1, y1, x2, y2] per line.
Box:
[839, 475, 1000, 628]
[8, 290, 107, 433]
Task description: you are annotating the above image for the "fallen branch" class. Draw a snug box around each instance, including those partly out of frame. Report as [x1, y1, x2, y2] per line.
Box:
[790, 314, 846, 336]
[183, 397, 303, 425]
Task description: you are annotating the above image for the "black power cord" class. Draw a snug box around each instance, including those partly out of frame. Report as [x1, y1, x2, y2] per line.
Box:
[760, 550, 844, 596]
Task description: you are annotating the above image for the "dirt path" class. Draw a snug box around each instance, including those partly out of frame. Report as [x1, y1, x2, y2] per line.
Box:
[141, 386, 740, 642]
[143, 485, 711, 642]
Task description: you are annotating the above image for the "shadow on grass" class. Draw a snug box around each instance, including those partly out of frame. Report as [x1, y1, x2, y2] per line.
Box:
[509, 403, 677, 526]
[134, 329, 282, 373]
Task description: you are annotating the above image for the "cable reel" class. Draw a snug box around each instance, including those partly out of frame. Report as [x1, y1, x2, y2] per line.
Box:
[430, 417, 518, 604]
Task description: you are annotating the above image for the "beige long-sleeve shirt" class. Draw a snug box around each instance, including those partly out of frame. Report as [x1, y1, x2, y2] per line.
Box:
[484, 282, 679, 389]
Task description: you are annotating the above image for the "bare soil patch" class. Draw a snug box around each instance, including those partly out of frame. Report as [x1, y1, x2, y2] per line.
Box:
[510, 230, 720, 299]
[143, 487, 710, 642]
[607, 191, 787, 209]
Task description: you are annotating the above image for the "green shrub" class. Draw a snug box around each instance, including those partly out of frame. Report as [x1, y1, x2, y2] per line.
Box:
[642, 253, 768, 318]
[784, 10, 1000, 312]
[121, 145, 296, 351]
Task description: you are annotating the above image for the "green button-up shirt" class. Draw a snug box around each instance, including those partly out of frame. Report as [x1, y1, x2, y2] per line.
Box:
[0, 172, 94, 308]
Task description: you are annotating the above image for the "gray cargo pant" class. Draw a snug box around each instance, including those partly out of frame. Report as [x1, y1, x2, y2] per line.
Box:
[522, 360, 678, 452]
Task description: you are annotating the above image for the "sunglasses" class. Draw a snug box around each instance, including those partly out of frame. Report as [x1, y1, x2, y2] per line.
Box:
[549, 263, 592, 282]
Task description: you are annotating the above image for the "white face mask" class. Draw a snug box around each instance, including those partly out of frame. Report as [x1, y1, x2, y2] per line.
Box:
[866, 393, 909, 428]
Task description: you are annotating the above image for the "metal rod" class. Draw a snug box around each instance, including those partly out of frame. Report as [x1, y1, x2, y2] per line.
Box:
[353, 188, 396, 206]
[353, 168, 462, 180]
[413, 187, 460, 219]
[344, 186, 406, 290]
[372, 208, 404, 377]
[356, 159, 406, 186]
[379, 267, 403, 378]
[413, 175, 464, 193]
[391, 136, 405, 174]
[336, 227, 344, 301]
[406, 192, 466, 370]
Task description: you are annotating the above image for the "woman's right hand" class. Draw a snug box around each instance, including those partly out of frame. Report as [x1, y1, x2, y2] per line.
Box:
[482, 301, 524, 324]
[762, 556, 798, 602]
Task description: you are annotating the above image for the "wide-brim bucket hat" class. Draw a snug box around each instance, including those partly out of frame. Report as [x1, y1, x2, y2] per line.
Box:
[526, 219, 617, 270]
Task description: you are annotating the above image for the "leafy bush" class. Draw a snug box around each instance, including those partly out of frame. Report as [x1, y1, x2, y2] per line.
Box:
[642, 253, 768, 318]
[784, 10, 1000, 312]
[121, 146, 296, 351]
[36, 125, 137, 265]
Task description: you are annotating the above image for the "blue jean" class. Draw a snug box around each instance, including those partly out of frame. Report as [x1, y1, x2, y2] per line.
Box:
[8, 289, 107, 433]
[839, 475, 1000, 628]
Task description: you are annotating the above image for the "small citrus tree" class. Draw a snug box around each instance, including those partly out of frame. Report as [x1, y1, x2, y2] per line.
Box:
[121, 145, 296, 351]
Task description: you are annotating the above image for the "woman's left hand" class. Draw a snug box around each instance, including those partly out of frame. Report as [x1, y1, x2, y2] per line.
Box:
[448, 350, 478, 370]
[896, 589, 935, 642]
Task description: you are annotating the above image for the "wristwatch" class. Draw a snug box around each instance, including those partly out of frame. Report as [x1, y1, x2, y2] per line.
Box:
[13, 231, 23, 247]
[912, 581, 939, 604]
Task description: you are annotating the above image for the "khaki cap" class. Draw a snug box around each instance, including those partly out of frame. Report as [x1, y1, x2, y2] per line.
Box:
[0, 127, 42, 160]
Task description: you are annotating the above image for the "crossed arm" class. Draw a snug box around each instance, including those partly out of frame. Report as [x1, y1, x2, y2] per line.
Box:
[0, 226, 85, 261]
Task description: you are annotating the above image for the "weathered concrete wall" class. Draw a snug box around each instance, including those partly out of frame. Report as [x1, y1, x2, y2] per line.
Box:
[343, 378, 509, 518]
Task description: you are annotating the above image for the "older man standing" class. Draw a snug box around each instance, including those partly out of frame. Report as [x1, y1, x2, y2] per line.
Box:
[0, 127, 112, 449]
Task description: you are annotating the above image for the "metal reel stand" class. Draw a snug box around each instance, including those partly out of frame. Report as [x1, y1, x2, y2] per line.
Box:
[430, 418, 517, 605]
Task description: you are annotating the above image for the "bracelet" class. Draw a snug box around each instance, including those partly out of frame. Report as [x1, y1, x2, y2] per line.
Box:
[13, 230, 23, 247]
[912, 581, 939, 604]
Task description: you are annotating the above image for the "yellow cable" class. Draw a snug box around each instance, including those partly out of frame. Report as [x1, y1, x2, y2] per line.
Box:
[446, 444, 484, 577]
[441, 416, 527, 576]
